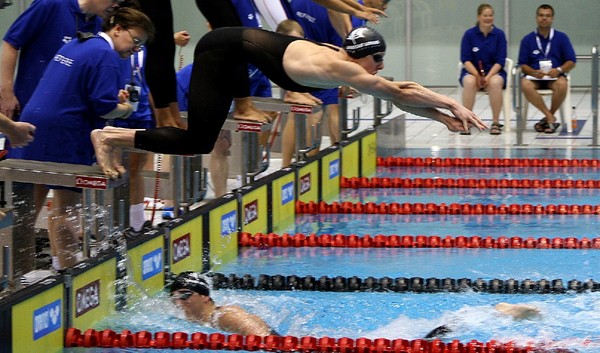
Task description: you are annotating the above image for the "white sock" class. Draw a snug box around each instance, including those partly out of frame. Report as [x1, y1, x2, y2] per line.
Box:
[129, 203, 147, 231]
[52, 256, 62, 271]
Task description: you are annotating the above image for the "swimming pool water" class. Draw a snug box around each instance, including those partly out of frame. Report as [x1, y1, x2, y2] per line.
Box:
[72, 148, 600, 353]
[84, 286, 600, 352]
[229, 247, 599, 282]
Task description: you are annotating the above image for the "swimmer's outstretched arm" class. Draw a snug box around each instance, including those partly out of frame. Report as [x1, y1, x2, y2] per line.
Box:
[308, 60, 487, 133]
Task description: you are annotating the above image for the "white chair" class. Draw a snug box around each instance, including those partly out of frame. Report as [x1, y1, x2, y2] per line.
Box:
[457, 58, 513, 131]
[522, 73, 572, 133]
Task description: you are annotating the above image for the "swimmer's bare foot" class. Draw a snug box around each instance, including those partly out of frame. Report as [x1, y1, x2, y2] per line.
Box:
[232, 107, 271, 123]
[495, 302, 541, 320]
[91, 128, 126, 179]
[233, 97, 270, 123]
[283, 91, 322, 106]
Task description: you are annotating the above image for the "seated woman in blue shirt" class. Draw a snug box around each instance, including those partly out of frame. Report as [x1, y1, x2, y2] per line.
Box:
[459, 3, 507, 135]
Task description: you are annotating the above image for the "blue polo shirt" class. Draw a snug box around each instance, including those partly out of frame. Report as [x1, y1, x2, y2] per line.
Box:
[3, 0, 102, 109]
[289, 0, 343, 46]
[20, 35, 122, 165]
[288, 0, 340, 105]
[459, 25, 507, 86]
[518, 28, 576, 70]
[351, 0, 366, 28]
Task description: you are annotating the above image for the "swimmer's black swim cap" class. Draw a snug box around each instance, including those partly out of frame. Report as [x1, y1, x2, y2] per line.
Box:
[170, 272, 211, 296]
[343, 26, 386, 59]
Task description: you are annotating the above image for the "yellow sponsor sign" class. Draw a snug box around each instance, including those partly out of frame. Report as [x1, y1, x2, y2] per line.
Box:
[12, 282, 64, 353]
[208, 198, 238, 271]
[71, 259, 117, 329]
[361, 130, 377, 177]
[240, 185, 268, 235]
[297, 161, 319, 203]
[271, 171, 295, 232]
[127, 235, 165, 298]
[342, 140, 360, 178]
[320, 148, 341, 202]
[169, 215, 204, 274]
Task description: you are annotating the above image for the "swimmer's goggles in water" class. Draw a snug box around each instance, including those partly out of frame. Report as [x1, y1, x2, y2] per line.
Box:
[170, 290, 194, 301]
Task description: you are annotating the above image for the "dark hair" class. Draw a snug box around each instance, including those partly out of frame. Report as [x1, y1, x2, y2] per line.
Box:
[169, 271, 211, 296]
[537, 4, 554, 17]
[102, 7, 155, 42]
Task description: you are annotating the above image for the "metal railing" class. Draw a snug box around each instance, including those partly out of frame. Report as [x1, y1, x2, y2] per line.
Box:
[591, 45, 599, 145]
[373, 76, 395, 127]
[339, 92, 361, 141]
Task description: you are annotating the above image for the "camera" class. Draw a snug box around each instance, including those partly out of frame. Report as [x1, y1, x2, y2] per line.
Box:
[127, 86, 140, 102]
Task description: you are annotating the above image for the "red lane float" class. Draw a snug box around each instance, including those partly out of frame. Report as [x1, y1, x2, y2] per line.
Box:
[238, 232, 600, 250]
[376, 156, 600, 168]
[65, 328, 550, 352]
[340, 176, 600, 189]
[296, 201, 600, 216]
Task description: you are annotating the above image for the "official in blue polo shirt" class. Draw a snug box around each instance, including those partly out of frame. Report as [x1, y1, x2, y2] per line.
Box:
[518, 3, 576, 134]
[1, 0, 120, 120]
[18, 7, 154, 271]
[459, 3, 507, 135]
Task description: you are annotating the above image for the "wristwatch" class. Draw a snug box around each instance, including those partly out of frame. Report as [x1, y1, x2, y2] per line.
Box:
[557, 67, 564, 73]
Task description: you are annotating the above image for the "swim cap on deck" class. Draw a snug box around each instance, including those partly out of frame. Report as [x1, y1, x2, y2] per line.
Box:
[170, 272, 211, 296]
[343, 26, 386, 59]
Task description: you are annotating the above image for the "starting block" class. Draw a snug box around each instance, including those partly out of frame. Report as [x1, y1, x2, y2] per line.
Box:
[225, 97, 322, 184]
[0, 159, 128, 285]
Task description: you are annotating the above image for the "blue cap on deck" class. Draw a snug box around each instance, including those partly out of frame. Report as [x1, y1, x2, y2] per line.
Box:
[343, 26, 386, 59]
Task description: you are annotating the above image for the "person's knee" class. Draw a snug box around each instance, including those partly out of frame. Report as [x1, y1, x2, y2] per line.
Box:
[462, 75, 477, 87]
[520, 79, 537, 94]
[552, 77, 568, 92]
[489, 75, 504, 88]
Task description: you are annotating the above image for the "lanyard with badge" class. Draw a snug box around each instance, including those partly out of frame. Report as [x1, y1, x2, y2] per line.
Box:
[535, 28, 554, 74]
[125, 50, 143, 111]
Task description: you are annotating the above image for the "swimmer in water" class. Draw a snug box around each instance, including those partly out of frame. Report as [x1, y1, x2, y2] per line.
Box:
[424, 302, 541, 339]
[169, 271, 278, 336]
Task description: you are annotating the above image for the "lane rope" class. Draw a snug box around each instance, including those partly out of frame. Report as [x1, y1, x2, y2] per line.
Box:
[239, 232, 600, 250]
[209, 273, 597, 294]
[296, 200, 600, 216]
[341, 176, 600, 189]
[64, 327, 577, 352]
[377, 156, 600, 168]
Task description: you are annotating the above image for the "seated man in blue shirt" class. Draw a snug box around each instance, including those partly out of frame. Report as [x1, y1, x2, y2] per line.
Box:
[518, 4, 576, 134]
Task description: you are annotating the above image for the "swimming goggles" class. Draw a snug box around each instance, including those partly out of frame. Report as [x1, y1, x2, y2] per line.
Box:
[170, 290, 194, 300]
